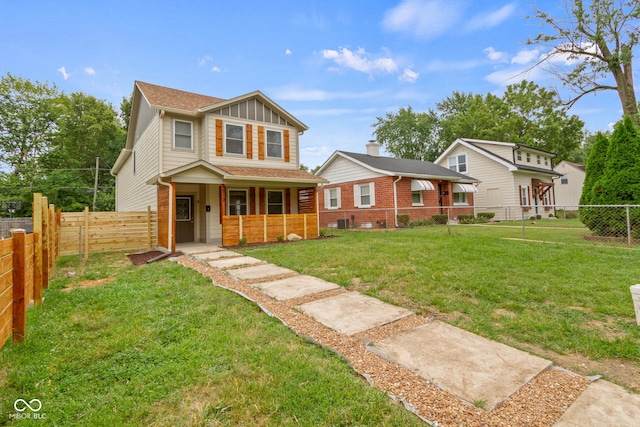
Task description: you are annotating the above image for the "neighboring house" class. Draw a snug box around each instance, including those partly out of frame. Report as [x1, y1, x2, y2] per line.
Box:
[316, 142, 479, 228]
[553, 160, 585, 207]
[111, 81, 326, 250]
[434, 138, 560, 220]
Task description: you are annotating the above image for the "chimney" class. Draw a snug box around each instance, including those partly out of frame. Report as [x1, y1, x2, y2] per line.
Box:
[366, 140, 380, 157]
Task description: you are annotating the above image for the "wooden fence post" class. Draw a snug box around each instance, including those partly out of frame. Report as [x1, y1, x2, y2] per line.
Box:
[32, 193, 43, 306]
[11, 229, 26, 343]
[41, 197, 49, 289]
[84, 206, 89, 259]
[147, 206, 152, 250]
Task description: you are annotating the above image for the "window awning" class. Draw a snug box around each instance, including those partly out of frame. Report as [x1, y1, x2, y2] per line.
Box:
[411, 179, 435, 191]
[453, 183, 477, 193]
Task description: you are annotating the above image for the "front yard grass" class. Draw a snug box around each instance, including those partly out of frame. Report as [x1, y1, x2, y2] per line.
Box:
[0, 252, 422, 426]
[238, 227, 640, 377]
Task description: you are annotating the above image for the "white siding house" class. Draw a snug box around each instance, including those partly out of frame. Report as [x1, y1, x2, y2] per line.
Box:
[553, 161, 586, 207]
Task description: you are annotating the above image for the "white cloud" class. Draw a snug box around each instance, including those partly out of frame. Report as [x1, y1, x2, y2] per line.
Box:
[321, 47, 398, 75]
[301, 145, 332, 156]
[541, 42, 597, 66]
[285, 49, 292, 55]
[198, 55, 213, 67]
[399, 68, 419, 83]
[84, 67, 96, 76]
[465, 3, 516, 31]
[382, 0, 463, 39]
[211, 66, 221, 72]
[511, 48, 540, 65]
[485, 65, 544, 86]
[57, 66, 69, 80]
[484, 47, 508, 62]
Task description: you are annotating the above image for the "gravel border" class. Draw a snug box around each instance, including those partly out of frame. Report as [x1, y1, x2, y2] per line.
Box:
[176, 255, 590, 426]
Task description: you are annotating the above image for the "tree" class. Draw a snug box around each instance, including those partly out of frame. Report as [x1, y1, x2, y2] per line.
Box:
[528, 0, 640, 124]
[372, 107, 443, 161]
[0, 73, 62, 185]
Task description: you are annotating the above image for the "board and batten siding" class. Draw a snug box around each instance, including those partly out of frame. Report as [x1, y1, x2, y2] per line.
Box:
[116, 115, 160, 212]
[320, 156, 385, 184]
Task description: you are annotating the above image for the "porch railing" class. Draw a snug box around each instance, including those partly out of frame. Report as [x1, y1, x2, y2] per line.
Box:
[222, 213, 319, 246]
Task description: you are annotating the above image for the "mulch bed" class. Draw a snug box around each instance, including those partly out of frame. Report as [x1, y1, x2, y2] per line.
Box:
[127, 251, 184, 265]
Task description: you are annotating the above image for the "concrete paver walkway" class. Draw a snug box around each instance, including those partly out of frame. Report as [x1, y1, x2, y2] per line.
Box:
[177, 243, 640, 426]
[369, 321, 552, 410]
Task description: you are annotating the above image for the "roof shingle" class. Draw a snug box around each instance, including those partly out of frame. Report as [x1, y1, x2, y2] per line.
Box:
[136, 81, 225, 112]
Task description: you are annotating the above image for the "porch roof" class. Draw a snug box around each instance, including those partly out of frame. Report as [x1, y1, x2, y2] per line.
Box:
[153, 160, 327, 186]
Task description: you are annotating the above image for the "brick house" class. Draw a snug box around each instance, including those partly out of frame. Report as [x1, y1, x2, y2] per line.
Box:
[316, 142, 479, 228]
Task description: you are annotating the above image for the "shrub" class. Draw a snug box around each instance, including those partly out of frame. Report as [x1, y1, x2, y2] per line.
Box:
[409, 218, 434, 227]
[239, 237, 247, 245]
[457, 214, 475, 224]
[277, 235, 285, 242]
[432, 214, 449, 225]
[477, 212, 495, 220]
[396, 214, 410, 227]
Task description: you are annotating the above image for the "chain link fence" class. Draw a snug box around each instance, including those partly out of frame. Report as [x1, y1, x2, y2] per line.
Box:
[319, 205, 640, 247]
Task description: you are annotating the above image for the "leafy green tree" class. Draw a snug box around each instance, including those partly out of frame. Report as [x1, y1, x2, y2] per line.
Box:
[0, 73, 62, 185]
[372, 107, 443, 161]
[528, 0, 640, 125]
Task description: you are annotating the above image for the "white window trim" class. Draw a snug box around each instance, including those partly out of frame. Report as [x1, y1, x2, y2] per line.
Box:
[224, 122, 245, 156]
[448, 154, 467, 173]
[324, 187, 341, 210]
[412, 190, 424, 206]
[173, 119, 193, 150]
[520, 185, 530, 206]
[266, 189, 284, 214]
[265, 128, 283, 159]
[227, 189, 249, 215]
[354, 182, 375, 208]
[453, 192, 468, 206]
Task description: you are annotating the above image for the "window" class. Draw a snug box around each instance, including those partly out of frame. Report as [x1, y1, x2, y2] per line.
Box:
[516, 150, 522, 161]
[544, 157, 549, 166]
[225, 123, 244, 155]
[354, 183, 375, 208]
[520, 186, 530, 206]
[266, 190, 284, 214]
[228, 190, 248, 215]
[453, 192, 468, 205]
[325, 188, 341, 209]
[448, 154, 467, 173]
[174, 120, 192, 149]
[266, 129, 282, 158]
[537, 155, 541, 165]
[526, 152, 531, 163]
[412, 191, 423, 206]
[561, 174, 568, 184]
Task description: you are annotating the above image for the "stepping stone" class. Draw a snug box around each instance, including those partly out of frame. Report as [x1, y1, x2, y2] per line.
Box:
[225, 263, 296, 280]
[254, 275, 340, 300]
[554, 380, 640, 427]
[195, 250, 241, 261]
[208, 256, 263, 269]
[368, 321, 552, 410]
[296, 292, 414, 336]
[178, 244, 222, 254]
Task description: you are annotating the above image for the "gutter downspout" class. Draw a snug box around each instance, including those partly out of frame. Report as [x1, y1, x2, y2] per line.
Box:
[158, 177, 173, 252]
[393, 176, 402, 227]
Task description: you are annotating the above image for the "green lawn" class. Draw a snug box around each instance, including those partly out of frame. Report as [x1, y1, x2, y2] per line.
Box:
[0, 253, 422, 426]
[237, 227, 640, 364]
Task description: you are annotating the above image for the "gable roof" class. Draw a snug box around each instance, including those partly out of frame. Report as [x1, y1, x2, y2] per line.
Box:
[318, 150, 479, 182]
[554, 160, 585, 172]
[435, 138, 560, 176]
[136, 81, 225, 113]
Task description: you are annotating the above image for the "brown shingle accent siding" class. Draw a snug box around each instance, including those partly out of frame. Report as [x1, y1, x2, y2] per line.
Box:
[258, 126, 265, 160]
[246, 124, 253, 159]
[284, 129, 290, 163]
[216, 119, 223, 156]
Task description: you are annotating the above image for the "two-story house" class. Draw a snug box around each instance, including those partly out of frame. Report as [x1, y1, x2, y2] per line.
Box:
[435, 138, 560, 220]
[111, 81, 326, 250]
[553, 160, 586, 207]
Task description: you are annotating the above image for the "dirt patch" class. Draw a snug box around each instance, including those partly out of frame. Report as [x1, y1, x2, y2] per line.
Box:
[62, 276, 115, 292]
[127, 251, 183, 266]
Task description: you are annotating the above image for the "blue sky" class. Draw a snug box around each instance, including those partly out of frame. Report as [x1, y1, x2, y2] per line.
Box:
[1, 0, 631, 168]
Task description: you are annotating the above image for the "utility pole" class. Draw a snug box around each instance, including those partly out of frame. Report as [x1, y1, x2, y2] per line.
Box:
[92, 157, 99, 211]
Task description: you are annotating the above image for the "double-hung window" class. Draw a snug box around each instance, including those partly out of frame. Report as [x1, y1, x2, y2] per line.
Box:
[267, 190, 284, 214]
[324, 188, 341, 209]
[266, 129, 282, 158]
[228, 190, 248, 215]
[520, 185, 530, 206]
[354, 183, 375, 208]
[225, 123, 244, 155]
[174, 120, 193, 150]
[448, 154, 467, 173]
[412, 191, 423, 206]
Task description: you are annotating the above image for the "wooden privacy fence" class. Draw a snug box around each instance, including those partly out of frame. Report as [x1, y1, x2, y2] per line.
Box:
[222, 213, 319, 246]
[1, 193, 59, 348]
[60, 207, 157, 258]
